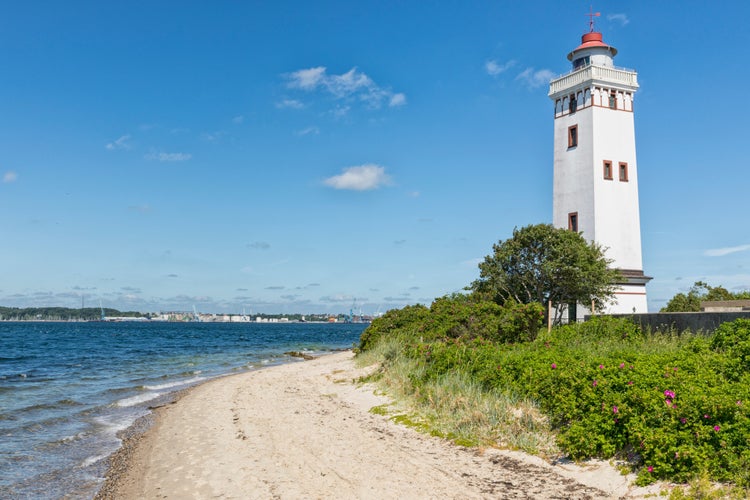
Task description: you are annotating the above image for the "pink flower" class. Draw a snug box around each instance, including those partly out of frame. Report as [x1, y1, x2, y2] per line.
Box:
[619, 363, 625, 369]
[664, 390, 675, 399]
[680, 417, 687, 424]
[612, 406, 619, 414]
[665, 400, 673, 408]
[551, 363, 557, 369]
[592, 380, 598, 387]
[737, 401, 742, 406]
[627, 380, 633, 385]
[647, 466, 654, 473]
[704, 414, 710, 419]
[599, 364, 604, 369]
[714, 425, 721, 432]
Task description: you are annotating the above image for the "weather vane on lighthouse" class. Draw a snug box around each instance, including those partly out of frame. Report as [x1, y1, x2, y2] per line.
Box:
[587, 6, 601, 32]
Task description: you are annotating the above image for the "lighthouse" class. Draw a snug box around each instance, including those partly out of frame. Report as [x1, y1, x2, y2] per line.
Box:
[548, 18, 651, 316]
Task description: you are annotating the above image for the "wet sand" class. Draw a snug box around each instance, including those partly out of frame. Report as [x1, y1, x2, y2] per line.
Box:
[96, 351, 660, 499]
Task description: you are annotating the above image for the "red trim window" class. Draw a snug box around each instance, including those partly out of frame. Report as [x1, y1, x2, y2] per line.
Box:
[568, 212, 579, 232]
[603, 160, 613, 180]
[568, 125, 578, 148]
[619, 162, 629, 181]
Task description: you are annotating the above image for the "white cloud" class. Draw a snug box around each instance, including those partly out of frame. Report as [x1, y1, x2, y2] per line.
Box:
[330, 105, 350, 118]
[319, 294, 368, 303]
[285, 66, 405, 110]
[327, 68, 374, 97]
[276, 99, 305, 109]
[106, 134, 132, 151]
[3, 171, 18, 183]
[485, 59, 516, 76]
[705, 244, 750, 257]
[516, 68, 555, 89]
[144, 151, 192, 162]
[389, 93, 407, 107]
[607, 13, 630, 26]
[296, 126, 320, 136]
[324, 164, 392, 191]
[287, 66, 327, 89]
[232, 115, 244, 124]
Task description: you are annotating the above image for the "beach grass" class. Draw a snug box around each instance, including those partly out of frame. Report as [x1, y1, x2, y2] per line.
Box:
[356, 302, 750, 497]
[356, 336, 559, 456]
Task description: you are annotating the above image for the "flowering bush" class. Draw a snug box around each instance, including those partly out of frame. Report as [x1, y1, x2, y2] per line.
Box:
[361, 314, 750, 488]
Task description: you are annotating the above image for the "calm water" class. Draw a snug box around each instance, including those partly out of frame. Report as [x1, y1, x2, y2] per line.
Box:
[0, 321, 366, 499]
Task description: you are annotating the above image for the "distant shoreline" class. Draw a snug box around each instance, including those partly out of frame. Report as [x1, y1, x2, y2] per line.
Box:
[0, 318, 370, 324]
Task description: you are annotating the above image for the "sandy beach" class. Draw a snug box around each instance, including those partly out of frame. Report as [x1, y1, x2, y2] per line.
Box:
[98, 351, 658, 499]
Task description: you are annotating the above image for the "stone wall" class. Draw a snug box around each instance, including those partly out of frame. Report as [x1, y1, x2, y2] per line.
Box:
[591, 312, 750, 334]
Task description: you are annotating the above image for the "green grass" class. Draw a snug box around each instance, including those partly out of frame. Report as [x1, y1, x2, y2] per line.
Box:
[356, 335, 558, 456]
[356, 316, 750, 495]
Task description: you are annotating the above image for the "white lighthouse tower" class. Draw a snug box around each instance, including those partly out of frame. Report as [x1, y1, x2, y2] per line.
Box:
[548, 18, 650, 317]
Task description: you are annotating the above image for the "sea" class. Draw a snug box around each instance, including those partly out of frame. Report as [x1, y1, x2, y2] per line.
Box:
[0, 320, 367, 499]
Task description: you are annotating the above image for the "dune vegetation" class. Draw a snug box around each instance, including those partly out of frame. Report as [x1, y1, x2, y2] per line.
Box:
[356, 295, 750, 496]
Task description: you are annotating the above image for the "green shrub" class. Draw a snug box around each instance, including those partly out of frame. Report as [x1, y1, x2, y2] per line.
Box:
[358, 304, 430, 351]
[360, 316, 750, 490]
[710, 319, 750, 381]
[359, 295, 544, 352]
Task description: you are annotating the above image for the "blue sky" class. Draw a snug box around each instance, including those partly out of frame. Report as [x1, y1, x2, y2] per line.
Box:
[1, 1, 748, 314]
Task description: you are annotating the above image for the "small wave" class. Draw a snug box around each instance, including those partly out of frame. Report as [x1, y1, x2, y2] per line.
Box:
[175, 369, 202, 376]
[79, 453, 109, 468]
[2, 373, 55, 383]
[115, 392, 163, 407]
[61, 431, 87, 443]
[104, 385, 138, 395]
[0, 355, 31, 362]
[92, 415, 137, 435]
[143, 375, 205, 391]
[16, 415, 70, 434]
[17, 399, 84, 414]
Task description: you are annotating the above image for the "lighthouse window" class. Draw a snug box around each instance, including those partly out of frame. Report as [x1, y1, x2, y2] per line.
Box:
[603, 160, 613, 180]
[569, 94, 577, 113]
[568, 212, 579, 233]
[619, 162, 629, 181]
[609, 92, 617, 109]
[573, 56, 590, 70]
[568, 125, 578, 148]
